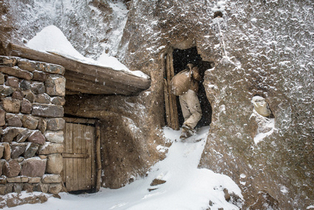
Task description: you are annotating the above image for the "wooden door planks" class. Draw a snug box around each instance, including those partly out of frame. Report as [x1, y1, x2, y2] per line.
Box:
[164, 52, 179, 130]
[63, 121, 96, 192]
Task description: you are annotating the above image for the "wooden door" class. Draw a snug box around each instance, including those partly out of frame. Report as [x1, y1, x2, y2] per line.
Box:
[62, 121, 96, 192]
[164, 50, 179, 130]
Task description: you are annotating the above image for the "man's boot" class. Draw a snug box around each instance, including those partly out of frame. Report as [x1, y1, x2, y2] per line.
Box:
[180, 125, 194, 140]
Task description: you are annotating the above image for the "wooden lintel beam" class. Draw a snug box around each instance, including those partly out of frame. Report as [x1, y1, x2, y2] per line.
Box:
[65, 80, 133, 95]
[65, 70, 140, 94]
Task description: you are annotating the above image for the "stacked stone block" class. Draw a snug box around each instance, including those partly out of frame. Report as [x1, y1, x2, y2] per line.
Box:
[0, 56, 65, 195]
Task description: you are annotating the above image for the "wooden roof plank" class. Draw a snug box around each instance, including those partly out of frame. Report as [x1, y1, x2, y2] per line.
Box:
[6, 43, 151, 95]
[65, 80, 133, 95]
[65, 70, 141, 94]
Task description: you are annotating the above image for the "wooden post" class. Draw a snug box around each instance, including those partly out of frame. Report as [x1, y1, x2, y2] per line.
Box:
[164, 78, 171, 126]
[95, 121, 102, 192]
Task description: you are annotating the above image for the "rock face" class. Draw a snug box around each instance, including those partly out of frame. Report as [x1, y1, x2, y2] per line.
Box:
[116, 0, 314, 209]
[1, 0, 314, 209]
[3, 0, 128, 59]
[65, 0, 314, 209]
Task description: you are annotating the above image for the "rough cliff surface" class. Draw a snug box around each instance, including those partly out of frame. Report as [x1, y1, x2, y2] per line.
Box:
[1, 0, 313, 209]
[118, 1, 314, 208]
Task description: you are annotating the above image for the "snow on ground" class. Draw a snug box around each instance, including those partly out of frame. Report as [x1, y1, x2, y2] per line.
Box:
[26, 25, 149, 79]
[7, 126, 242, 210]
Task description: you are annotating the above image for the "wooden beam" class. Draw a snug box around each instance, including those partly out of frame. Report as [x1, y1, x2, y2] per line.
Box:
[64, 117, 97, 125]
[62, 153, 90, 159]
[65, 78, 132, 95]
[65, 70, 140, 95]
[6, 43, 151, 95]
[65, 89, 82, 95]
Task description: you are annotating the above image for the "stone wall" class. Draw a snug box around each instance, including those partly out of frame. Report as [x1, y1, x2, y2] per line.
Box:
[0, 56, 65, 195]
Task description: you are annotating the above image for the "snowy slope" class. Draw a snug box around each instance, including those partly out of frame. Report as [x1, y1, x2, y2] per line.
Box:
[6, 127, 242, 210]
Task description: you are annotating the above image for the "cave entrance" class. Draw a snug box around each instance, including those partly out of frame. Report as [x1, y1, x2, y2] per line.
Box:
[164, 46, 213, 130]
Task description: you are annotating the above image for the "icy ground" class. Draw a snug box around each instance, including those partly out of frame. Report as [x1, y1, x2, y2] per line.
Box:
[7, 127, 242, 210]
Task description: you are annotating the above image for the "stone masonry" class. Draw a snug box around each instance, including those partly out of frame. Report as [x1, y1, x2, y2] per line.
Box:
[0, 56, 65, 195]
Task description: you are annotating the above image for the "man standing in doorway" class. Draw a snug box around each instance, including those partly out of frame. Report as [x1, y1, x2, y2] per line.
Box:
[177, 63, 202, 140]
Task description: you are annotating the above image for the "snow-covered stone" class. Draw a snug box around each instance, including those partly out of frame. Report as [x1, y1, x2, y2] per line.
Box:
[5, 113, 22, 127]
[46, 118, 65, 131]
[22, 115, 38, 130]
[27, 131, 45, 145]
[42, 174, 62, 184]
[11, 143, 27, 159]
[38, 143, 63, 155]
[44, 131, 64, 144]
[32, 104, 64, 118]
[0, 66, 33, 80]
[20, 98, 32, 114]
[24, 143, 39, 159]
[17, 58, 37, 72]
[45, 75, 65, 97]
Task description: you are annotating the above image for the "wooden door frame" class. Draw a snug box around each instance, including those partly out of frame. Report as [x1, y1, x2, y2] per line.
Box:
[164, 49, 179, 130]
[63, 117, 102, 192]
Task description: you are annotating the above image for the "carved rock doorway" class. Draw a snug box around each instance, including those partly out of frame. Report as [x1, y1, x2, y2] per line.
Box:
[164, 46, 213, 130]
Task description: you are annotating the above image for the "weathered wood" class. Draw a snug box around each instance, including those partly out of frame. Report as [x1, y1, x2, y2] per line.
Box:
[169, 53, 179, 130]
[64, 123, 73, 190]
[65, 80, 115, 95]
[165, 52, 179, 130]
[63, 121, 96, 192]
[90, 125, 96, 190]
[96, 121, 101, 192]
[64, 70, 136, 95]
[73, 123, 78, 191]
[164, 79, 171, 128]
[62, 153, 89, 159]
[80, 125, 85, 190]
[65, 69, 142, 93]
[6, 43, 151, 95]
[64, 89, 81, 95]
[64, 117, 96, 125]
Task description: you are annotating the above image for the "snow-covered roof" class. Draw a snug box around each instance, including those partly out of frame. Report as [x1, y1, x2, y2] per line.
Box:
[7, 25, 151, 95]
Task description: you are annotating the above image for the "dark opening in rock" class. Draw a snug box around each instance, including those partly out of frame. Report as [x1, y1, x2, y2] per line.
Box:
[172, 47, 213, 128]
[214, 11, 223, 18]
